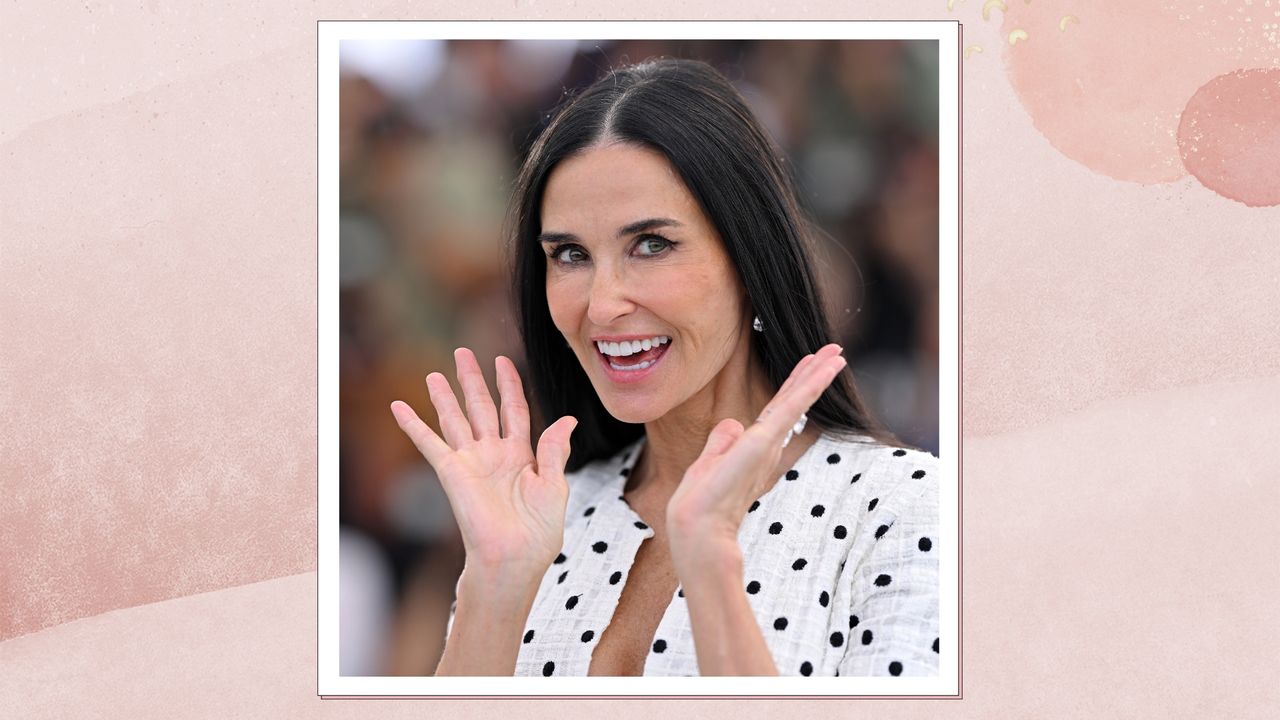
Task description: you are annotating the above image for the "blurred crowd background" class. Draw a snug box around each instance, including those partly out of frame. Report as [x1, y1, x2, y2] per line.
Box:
[337, 38, 940, 676]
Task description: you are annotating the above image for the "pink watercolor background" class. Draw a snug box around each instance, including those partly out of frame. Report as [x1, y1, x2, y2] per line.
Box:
[3, 3, 1279, 717]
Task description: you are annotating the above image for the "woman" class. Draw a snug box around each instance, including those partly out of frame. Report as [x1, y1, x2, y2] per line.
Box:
[389, 58, 939, 677]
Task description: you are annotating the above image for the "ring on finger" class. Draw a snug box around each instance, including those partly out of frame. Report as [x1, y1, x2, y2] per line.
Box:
[782, 412, 808, 448]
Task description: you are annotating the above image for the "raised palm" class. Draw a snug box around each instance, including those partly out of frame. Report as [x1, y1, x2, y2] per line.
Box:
[390, 348, 577, 577]
[668, 344, 847, 542]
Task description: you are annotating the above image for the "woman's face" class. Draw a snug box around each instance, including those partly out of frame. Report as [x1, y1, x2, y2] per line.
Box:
[540, 143, 752, 424]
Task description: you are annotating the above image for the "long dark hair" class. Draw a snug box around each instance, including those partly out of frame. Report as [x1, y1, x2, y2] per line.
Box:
[510, 57, 893, 472]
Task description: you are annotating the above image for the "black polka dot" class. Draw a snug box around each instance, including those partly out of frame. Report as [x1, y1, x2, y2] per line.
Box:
[677, 587, 684, 598]
[785, 469, 799, 481]
[769, 521, 783, 535]
[581, 630, 594, 642]
[874, 524, 890, 540]
[932, 637, 940, 653]
[565, 595, 580, 610]
[592, 541, 608, 553]
[584, 506, 595, 517]
[868, 497, 879, 511]
[617, 494, 625, 501]
[773, 617, 788, 631]
[792, 558, 808, 571]
[889, 661, 903, 676]
[919, 537, 933, 552]
[634, 521, 649, 530]
[554, 553, 566, 564]
[912, 469, 926, 479]
[557, 570, 568, 584]
[830, 632, 844, 647]
[542, 661, 555, 676]
[850, 473, 862, 484]
[810, 504, 825, 517]
[849, 614, 860, 629]
[746, 580, 761, 594]
[833, 525, 848, 539]
[819, 591, 829, 607]
[523, 629, 535, 644]
[620, 467, 630, 476]
[653, 639, 667, 653]
[826, 453, 841, 464]
[800, 661, 813, 676]
[874, 574, 892, 587]
[892, 449, 907, 457]
[609, 571, 622, 585]
[622, 452, 630, 462]
[861, 629, 873, 645]
[749, 500, 760, 513]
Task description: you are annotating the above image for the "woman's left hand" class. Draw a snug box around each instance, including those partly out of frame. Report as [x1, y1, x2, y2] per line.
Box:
[666, 343, 848, 560]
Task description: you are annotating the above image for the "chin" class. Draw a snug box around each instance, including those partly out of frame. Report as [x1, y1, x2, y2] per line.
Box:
[598, 397, 668, 425]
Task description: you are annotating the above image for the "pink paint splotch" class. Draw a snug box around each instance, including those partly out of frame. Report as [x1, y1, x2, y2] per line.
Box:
[1178, 68, 1280, 207]
[1000, 0, 1280, 188]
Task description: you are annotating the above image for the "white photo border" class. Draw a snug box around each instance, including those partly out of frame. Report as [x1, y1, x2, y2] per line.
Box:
[319, 19, 961, 698]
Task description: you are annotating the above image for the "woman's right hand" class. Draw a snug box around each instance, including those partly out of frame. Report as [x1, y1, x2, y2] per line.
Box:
[390, 348, 578, 581]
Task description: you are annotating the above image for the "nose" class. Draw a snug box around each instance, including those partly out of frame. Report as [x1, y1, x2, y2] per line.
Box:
[585, 262, 636, 328]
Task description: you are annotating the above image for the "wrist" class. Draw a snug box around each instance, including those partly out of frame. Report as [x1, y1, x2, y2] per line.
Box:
[670, 532, 743, 582]
[456, 562, 543, 613]
[437, 564, 543, 676]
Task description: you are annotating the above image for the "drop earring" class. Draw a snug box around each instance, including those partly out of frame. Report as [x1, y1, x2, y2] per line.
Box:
[752, 315, 764, 333]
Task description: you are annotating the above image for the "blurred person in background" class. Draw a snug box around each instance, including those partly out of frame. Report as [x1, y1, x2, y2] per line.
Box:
[389, 57, 941, 677]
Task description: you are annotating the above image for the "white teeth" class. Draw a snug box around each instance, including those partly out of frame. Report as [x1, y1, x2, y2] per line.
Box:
[609, 358, 655, 371]
[596, 335, 670, 357]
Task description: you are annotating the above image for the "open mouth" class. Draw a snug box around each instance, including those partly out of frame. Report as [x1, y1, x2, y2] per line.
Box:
[594, 336, 671, 380]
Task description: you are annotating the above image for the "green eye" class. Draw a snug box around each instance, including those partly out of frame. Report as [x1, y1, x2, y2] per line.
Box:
[636, 236, 673, 255]
[550, 245, 587, 264]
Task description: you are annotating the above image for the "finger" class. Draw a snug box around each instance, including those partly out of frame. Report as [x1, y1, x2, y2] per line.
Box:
[768, 343, 839, 394]
[495, 355, 531, 443]
[780, 345, 842, 396]
[775, 353, 815, 396]
[425, 371, 475, 447]
[754, 351, 846, 440]
[454, 347, 502, 440]
[389, 400, 452, 467]
[536, 416, 579, 486]
[790, 344, 843, 387]
[765, 344, 839, 417]
[702, 418, 745, 458]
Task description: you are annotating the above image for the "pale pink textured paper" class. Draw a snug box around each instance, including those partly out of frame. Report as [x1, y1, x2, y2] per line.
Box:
[2, 2, 1279, 717]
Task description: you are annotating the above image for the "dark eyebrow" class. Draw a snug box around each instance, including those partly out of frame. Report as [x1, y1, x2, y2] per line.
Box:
[537, 217, 683, 245]
[618, 217, 682, 237]
[537, 231, 576, 245]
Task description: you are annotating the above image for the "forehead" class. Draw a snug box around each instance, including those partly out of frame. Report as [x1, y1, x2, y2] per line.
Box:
[540, 144, 703, 231]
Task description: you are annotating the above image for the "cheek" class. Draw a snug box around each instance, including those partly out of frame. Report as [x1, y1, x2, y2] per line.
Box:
[683, 264, 743, 324]
[544, 276, 584, 334]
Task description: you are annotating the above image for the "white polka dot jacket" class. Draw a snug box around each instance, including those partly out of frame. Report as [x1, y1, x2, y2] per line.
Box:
[448, 431, 941, 677]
